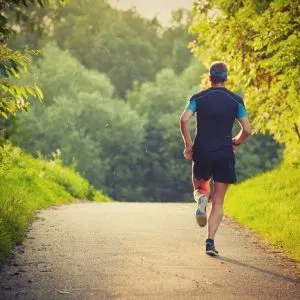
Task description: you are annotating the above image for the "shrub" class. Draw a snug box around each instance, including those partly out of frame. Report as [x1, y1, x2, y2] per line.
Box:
[0, 144, 110, 263]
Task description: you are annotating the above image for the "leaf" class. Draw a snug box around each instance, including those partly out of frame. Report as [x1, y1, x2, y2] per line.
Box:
[26, 87, 36, 97]
[22, 0, 29, 8]
[37, 0, 48, 7]
[7, 68, 19, 78]
[0, 64, 8, 77]
[59, 0, 68, 7]
[0, 111, 8, 119]
[34, 85, 44, 101]
[0, 15, 7, 26]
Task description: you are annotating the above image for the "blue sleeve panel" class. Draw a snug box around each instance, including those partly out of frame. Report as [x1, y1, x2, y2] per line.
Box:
[236, 103, 248, 118]
[186, 98, 197, 113]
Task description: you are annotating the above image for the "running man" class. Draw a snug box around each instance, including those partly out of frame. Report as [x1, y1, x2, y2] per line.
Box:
[180, 61, 252, 256]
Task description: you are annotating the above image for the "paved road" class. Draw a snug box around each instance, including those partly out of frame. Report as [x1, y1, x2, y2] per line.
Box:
[0, 202, 299, 300]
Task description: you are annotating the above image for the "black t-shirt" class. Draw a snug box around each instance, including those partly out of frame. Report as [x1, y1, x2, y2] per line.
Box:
[187, 87, 247, 152]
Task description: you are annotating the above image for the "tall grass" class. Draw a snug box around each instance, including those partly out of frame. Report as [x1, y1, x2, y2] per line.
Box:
[0, 144, 110, 263]
[225, 163, 300, 261]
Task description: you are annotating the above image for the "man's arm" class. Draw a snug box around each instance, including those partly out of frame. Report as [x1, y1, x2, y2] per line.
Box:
[180, 109, 194, 160]
[233, 117, 252, 146]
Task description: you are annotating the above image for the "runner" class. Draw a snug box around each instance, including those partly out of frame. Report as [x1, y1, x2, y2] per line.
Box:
[180, 62, 252, 256]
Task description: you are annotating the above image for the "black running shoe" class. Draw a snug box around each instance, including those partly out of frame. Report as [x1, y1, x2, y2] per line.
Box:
[206, 242, 219, 257]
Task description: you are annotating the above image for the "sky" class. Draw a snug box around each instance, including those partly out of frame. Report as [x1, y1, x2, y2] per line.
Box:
[108, 0, 193, 25]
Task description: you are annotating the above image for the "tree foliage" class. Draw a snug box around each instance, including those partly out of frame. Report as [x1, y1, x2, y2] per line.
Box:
[5, 1, 284, 201]
[0, 45, 43, 120]
[13, 43, 282, 200]
[0, 0, 67, 136]
[14, 44, 145, 200]
[190, 0, 300, 162]
[48, 1, 194, 97]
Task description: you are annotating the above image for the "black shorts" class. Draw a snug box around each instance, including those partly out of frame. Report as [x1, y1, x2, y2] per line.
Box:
[192, 147, 237, 183]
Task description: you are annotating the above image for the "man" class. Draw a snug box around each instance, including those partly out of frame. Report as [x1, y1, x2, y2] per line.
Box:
[180, 61, 252, 256]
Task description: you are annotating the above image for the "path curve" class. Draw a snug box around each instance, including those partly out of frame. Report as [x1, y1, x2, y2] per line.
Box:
[0, 202, 299, 299]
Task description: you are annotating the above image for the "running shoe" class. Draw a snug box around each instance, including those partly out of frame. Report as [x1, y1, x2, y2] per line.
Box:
[195, 194, 208, 227]
[206, 242, 219, 257]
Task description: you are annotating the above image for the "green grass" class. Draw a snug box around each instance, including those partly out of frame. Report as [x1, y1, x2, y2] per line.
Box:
[225, 163, 300, 261]
[0, 145, 111, 264]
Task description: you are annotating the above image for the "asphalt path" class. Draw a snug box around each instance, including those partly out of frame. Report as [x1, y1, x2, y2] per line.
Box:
[0, 202, 299, 299]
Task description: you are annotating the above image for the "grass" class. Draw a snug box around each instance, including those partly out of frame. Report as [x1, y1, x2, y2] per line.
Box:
[225, 162, 300, 261]
[0, 144, 110, 264]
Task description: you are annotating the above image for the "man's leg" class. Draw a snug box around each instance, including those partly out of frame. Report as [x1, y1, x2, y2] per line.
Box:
[208, 181, 228, 239]
[205, 181, 228, 256]
[193, 177, 210, 199]
[192, 159, 212, 227]
[193, 176, 210, 227]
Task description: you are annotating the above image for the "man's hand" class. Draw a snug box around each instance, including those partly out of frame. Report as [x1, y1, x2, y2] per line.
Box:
[233, 117, 252, 146]
[184, 146, 193, 160]
[232, 138, 239, 152]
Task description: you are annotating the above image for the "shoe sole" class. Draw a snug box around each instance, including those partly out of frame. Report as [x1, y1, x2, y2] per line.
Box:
[195, 195, 208, 227]
[206, 250, 219, 257]
[196, 213, 207, 227]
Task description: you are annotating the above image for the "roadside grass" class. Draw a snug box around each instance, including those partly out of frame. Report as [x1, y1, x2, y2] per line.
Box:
[225, 163, 300, 261]
[0, 145, 110, 264]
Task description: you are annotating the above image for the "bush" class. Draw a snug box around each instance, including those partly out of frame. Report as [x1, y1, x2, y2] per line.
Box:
[0, 144, 110, 263]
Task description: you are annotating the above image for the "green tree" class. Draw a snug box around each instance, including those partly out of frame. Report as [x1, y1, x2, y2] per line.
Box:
[31, 43, 114, 104]
[235, 134, 283, 181]
[190, 0, 300, 162]
[14, 44, 145, 200]
[15, 45, 282, 201]
[0, 0, 67, 142]
[0, 45, 43, 120]
[127, 68, 199, 200]
[52, 0, 162, 97]
[8, 2, 284, 201]
[159, 9, 194, 74]
[50, 2, 196, 97]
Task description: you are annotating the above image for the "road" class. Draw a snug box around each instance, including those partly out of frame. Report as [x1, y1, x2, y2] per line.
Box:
[0, 202, 299, 299]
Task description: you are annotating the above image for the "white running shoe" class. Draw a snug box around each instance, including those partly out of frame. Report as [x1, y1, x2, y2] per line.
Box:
[195, 194, 208, 227]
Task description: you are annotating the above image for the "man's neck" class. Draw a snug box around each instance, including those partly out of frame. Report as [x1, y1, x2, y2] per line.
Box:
[211, 83, 225, 88]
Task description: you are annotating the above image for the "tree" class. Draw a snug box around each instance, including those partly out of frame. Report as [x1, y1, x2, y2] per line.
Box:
[190, 0, 300, 162]
[159, 9, 194, 74]
[127, 68, 200, 200]
[14, 44, 146, 200]
[52, 0, 162, 98]
[9, 2, 283, 201]
[0, 45, 43, 120]
[50, 2, 196, 97]
[0, 0, 67, 142]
